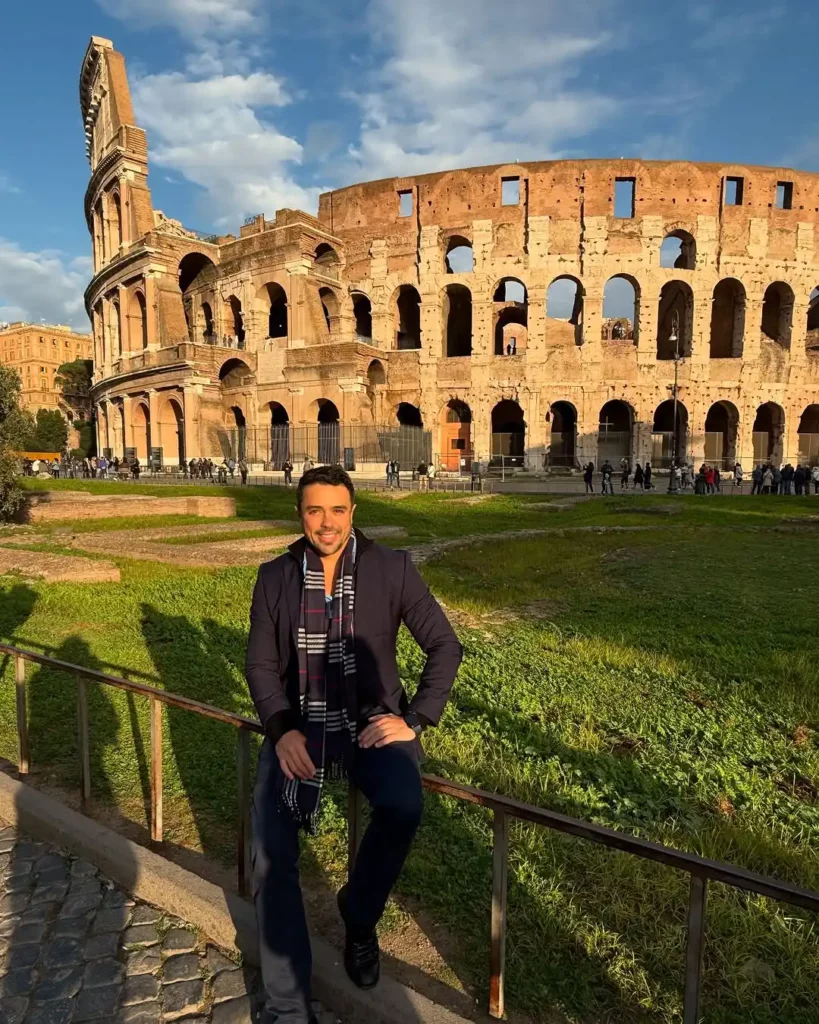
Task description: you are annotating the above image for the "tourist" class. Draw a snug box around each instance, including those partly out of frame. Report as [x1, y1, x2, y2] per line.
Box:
[245, 465, 462, 1022]
[393, 460, 401, 489]
[181, 459, 188, 479]
[418, 461, 428, 492]
[733, 463, 743, 488]
[705, 465, 715, 495]
[713, 466, 721, 493]
[427, 462, 435, 489]
[795, 464, 806, 496]
[583, 462, 595, 494]
[633, 463, 644, 490]
[131, 457, 140, 480]
[695, 466, 707, 494]
[812, 464, 819, 494]
[673, 463, 682, 491]
[283, 459, 294, 487]
[751, 465, 763, 495]
[470, 461, 482, 492]
[239, 458, 249, 486]
[385, 460, 393, 489]
[762, 465, 774, 494]
[97, 454, 107, 479]
[772, 464, 782, 495]
[601, 461, 614, 495]
[218, 461, 229, 484]
[620, 458, 630, 490]
[782, 463, 794, 495]
[644, 462, 653, 490]
[228, 457, 236, 480]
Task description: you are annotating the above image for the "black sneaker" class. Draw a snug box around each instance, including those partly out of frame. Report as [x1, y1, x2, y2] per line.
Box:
[337, 886, 380, 990]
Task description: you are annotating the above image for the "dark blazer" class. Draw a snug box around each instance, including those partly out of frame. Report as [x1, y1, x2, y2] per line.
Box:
[245, 529, 463, 742]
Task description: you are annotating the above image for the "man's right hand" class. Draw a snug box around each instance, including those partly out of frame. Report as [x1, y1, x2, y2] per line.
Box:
[275, 730, 316, 781]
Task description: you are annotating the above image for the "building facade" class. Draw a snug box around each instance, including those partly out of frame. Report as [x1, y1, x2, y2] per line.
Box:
[0, 322, 92, 423]
[82, 36, 819, 472]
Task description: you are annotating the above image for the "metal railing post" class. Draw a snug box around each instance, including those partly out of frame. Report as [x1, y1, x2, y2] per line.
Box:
[76, 675, 91, 806]
[150, 697, 164, 842]
[15, 655, 29, 776]
[237, 728, 252, 898]
[683, 874, 708, 1024]
[489, 808, 509, 1019]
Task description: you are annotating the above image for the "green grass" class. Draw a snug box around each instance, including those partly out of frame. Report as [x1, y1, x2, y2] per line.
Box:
[3, 483, 819, 1022]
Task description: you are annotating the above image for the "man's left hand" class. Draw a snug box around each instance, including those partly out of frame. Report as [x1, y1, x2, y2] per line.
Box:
[358, 714, 415, 749]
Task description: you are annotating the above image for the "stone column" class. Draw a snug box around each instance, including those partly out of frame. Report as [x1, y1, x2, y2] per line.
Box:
[144, 275, 160, 350]
[636, 287, 658, 368]
[121, 395, 134, 454]
[182, 388, 201, 459]
[147, 389, 160, 461]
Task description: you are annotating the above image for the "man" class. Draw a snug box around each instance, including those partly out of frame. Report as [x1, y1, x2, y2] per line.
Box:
[417, 460, 428, 491]
[282, 459, 294, 487]
[385, 459, 393, 489]
[246, 466, 462, 1024]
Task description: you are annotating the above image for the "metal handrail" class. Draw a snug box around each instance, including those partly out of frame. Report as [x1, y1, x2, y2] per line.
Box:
[3, 641, 818, 1022]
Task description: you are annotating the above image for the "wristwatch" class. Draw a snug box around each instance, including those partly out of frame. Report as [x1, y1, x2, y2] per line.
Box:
[403, 712, 425, 738]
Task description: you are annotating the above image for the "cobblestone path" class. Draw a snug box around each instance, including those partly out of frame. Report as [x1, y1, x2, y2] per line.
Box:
[0, 824, 339, 1024]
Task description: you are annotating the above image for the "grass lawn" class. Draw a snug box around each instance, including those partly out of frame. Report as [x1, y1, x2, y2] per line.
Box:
[2, 481, 819, 1022]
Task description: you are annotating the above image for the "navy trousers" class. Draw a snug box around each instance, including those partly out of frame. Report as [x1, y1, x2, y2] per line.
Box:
[252, 738, 423, 1023]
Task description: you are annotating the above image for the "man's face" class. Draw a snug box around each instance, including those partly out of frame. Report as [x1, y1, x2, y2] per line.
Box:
[298, 483, 356, 557]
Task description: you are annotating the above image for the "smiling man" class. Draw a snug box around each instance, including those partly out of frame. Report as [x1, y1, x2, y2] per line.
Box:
[246, 465, 462, 1024]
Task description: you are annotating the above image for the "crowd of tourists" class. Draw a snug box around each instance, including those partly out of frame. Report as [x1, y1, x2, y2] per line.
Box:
[584, 458, 819, 496]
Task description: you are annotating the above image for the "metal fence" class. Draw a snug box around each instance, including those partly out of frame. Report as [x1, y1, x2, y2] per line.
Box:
[220, 424, 431, 470]
[4, 641, 819, 1023]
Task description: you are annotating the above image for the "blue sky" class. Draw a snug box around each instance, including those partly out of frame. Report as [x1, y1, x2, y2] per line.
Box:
[0, 0, 816, 330]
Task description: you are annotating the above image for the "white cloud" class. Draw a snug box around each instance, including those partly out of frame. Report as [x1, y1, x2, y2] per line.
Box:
[97, 0, 263, 43]
[0, 241, 90, 330]
[131, 68, 323, 225]
[345, 0, 620, 180]
[0, 174, 22, 195]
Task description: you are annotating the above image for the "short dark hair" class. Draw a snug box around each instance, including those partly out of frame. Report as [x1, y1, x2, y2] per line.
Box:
[297, 465, 355, 509]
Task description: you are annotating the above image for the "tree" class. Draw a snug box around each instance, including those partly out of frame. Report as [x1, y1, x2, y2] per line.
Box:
[0, 365, 24, 520]
[32, 409, 68, 454]
[55, 359, 92, 419]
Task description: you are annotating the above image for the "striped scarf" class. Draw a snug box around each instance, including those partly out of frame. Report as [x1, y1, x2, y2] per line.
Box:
[278, 534, 357, 831]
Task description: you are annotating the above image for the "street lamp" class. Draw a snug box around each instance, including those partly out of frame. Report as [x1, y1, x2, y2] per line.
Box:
[667, 311, 682, 494]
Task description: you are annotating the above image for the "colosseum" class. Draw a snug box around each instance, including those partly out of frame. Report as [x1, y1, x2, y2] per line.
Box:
[81, 36, 819, 474]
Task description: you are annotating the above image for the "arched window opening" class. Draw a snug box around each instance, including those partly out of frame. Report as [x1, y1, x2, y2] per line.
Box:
[598, 400, 633, 462]
[705, 401, 739, 468]
[112, 299, 122, 358]
[602, 276, 638, 341]
[219, 358, 253, 389]
[367, 359, 386, 388]
[445, 236, 474, 273]
[395, 286, 421, 349]
[314, 243, 339, 270]
[133, 402, 151, 460]
[263, 283, 288, 339]
[546, 276, 584, 346]
[440, 400, 472, 472]
[493, 279, 528, 355]
[269, 402, 290, 469]
[316, 399, 340, 465]
[660, 230, 696, 270]
[229, 406, 247, 460]
[548, 401, 577, 467]
[353, 293, 372, 339]
[159, 398, 185, 465]
[443, 284, 472, 357]
[753, 402, 785, 465]
[709, 279, 745, 358]
[112, 193, 123, 251]
[762, 282, 794, 348]
[807, 287, 819, 352]
[798, 405, 819, 465]
[491, 400, 525, 467]
[224, 295, 245, 347]
[179, 252, 217, 294]
[397, 403, 423, 428]
[127, 290, 149, 352]
[657, 281, 694, 359]
[651, 400, 688, 467]
[201, 301, 215, 342]
[319, 288, 338, 336]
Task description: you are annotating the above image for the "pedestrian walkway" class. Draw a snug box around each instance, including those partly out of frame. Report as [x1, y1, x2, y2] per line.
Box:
[0, 823, 339, 1024]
